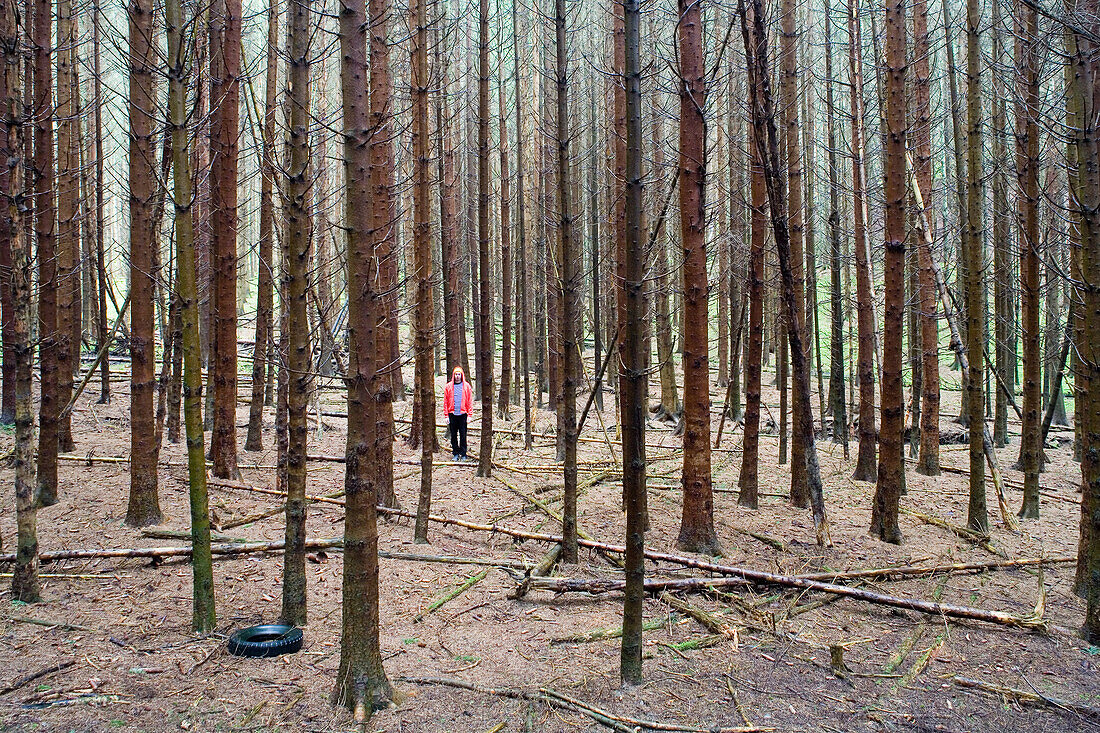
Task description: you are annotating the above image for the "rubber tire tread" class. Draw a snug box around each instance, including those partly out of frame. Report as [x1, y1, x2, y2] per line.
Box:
[227, 624, 304, 658]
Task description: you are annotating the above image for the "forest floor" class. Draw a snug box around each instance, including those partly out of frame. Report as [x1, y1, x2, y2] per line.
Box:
[0, 357, 1097, 733]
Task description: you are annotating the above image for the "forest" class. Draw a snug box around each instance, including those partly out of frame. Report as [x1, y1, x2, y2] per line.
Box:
[0, 0, 1097, 726]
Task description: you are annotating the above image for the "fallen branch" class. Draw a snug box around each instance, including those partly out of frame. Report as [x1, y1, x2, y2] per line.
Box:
[900, 508, 1007, 558]
[530, 573, 1045, 630]
[798, 556, 1075, 582]
[550, 614, 678, 645]
[413, 569, 488, 622]
[5, 616, 93, 632]
[0, 660, 77, 696]
[951, 675, 1100, 720]
[396, 676, 772, 733]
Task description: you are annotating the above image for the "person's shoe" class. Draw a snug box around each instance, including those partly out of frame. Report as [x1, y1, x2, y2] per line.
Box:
[452, 454, 459, 462]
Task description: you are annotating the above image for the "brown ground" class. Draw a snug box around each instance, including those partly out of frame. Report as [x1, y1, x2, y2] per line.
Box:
[0, 358, 1097, 733]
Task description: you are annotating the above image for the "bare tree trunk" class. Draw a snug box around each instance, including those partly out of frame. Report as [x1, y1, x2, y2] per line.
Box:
[738, 110, 766, 509]
[619, 0, 646, 683]
[513, 3, 532, 450]
[166, 0, 214, 631]
[675, 0, 717, 555]
[280, 0, 311, 627]
[825, 0, 847, 454]
[496, 77, 512, 420]
[370, 0, 398, 506]
[33, 0, 57, 507]
[208, 0, 241, 479]
[475, 0, 494, 478]
[870, 0, 906, 544]
[245, 0, 277, 452]
[780, 0, 808, 507]
[125, 0, 162, 527]
[741, 0, 831, 546]
[848, 0, 876, 482]
[4, 0, 38, 600]
[913, 0, 940, 473]
[411, 0, 434, 544]
[964, 0, 987, 533]
[334, 0, 393, 706]
[554, 0, 578, 561]
[55, 0, 77, 453]
[1015, 0, 1041, 519]
[93, 0, 109, 405]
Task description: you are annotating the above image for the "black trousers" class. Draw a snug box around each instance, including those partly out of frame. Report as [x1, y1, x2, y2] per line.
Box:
[448, 413, 468, 457]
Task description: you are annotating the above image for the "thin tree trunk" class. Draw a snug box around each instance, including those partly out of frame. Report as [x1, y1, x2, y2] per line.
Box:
[825, 0, 847, 454]
[496, 78, 512, 420]
[741, 0, 831, 546]
[870, 0, 906, 544]
[208, 0, 241, 480]
[964, 0, 987, 533]
[166, 0, 214, 631]
[412, 0, 434, 544]
[475, 0, 493, 478]
[280, 0, 311, 627]
[33, 0, 57, 507]
[513, 3, 532, 450]
[619, 0, 646, 683]
[93, 0, 109, 405]
[848, 0, 876, 482]
[1016, 0, 1041, 519]
[245, 0, 277, 452]
[55, 0, 77, 453]
[913, 0, 939, 473]
[738, 112, 766, 509]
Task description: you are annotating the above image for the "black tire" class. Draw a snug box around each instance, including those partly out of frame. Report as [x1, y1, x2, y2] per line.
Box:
[227, 624, 304, 658]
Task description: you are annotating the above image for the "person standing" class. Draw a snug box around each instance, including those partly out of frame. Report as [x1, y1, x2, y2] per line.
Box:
[443, 366, 471, 460]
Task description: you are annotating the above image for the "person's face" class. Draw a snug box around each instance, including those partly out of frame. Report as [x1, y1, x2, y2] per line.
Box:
[455, 373, 462, 383]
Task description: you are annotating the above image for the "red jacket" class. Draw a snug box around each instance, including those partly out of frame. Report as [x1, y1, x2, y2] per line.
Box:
[443, 367, 472, 416]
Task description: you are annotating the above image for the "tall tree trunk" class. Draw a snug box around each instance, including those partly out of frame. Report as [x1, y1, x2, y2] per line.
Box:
[412, 0, 434, 544]
[780, 0, 808, 507]
[166, 0, 214, 631]
[738, 108, 766, 509]
[33, 0, 57, 507]
[475, 0, 494, 478]
[280, 0, 311, 627]
[55, 0, 77, 453]
[244, 0, 277, 452]
[93, 0, 109, 405]
[870, 0, 906, 544]
[208, 0, 240, 479]
[741, 0, 831, 546]
[370, 0, 398, 506]
[825, 0, 847, 454]
[496, 78, 513, 420]
[848, 0, 876, 482]
[1070, 1, 1100, 641]
[4, 0, 38, 600]
[964, 0, 987, 533]
[440, 52, 463, 377]
[620, 0, 646, 683]
[334, 0, 393, 706]
[1016, 0, 1041, 519]
[125, 0, 162, 527]
[554, 0, 578, 561]
[676, 0, 717, 554]
[514, 2, 532, 450]
[913, 0, 940, 473]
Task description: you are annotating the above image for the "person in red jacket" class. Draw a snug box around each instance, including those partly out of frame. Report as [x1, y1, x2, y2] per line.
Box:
[443, 366, 472, 460]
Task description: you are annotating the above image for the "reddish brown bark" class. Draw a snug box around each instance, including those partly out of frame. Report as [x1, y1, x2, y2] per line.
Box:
[676, 0, 717, 555]
[208, 0, 241, 479]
